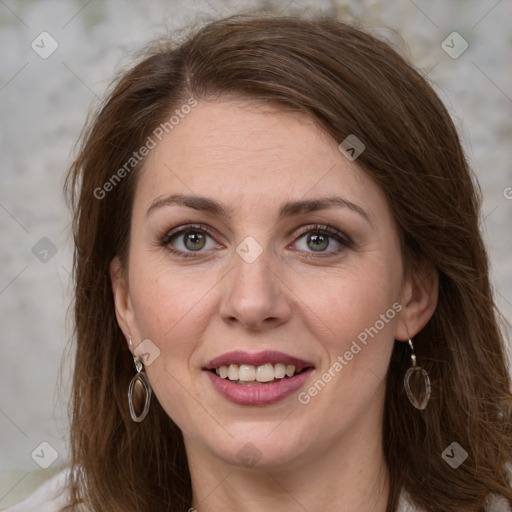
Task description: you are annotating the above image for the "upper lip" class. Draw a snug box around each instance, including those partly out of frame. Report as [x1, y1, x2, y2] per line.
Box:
[204, 350, 314, 372]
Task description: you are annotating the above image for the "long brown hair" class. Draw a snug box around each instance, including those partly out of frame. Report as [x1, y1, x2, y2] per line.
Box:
[64, 14, 512, 512]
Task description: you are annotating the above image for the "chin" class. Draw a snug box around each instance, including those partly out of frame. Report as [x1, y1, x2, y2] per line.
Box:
[204, 425, 314, 470]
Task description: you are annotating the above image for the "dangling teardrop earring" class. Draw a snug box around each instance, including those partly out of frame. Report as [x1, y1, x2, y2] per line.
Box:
[403, 338, 431, 410]
[128, 337, 152, 422]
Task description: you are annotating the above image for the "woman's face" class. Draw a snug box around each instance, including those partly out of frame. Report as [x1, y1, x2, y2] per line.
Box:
[112, 98, 426, 470]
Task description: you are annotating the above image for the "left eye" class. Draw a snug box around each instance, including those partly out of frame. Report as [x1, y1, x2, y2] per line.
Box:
[292, 228, 346, 254]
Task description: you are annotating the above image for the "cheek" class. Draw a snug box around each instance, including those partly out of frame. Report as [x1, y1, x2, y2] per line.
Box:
[290, 264, 400, 438]
[305, 259, 400, 338]
[296, 255, 402, 389]
[127, 251, 222, 417]
[128, 278, 209, 431]
[129, 248, 220, 345]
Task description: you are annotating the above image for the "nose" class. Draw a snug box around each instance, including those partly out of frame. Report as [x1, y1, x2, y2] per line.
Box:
[219, 244, 293, 331]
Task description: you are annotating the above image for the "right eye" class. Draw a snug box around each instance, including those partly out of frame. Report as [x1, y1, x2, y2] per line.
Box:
[160, 224, 222, 258]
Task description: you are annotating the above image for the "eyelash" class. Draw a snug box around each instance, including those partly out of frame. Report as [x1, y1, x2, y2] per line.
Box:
[159, 223, 353, 259]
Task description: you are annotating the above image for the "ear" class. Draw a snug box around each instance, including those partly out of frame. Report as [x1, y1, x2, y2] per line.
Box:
[110, 256, 139, 348]
[394, 258, 439, 341]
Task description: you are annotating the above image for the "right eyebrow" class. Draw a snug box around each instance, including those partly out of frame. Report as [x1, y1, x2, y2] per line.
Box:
[146, 194, 232, 218]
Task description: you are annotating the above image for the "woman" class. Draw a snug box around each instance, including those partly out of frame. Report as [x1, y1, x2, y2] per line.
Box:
[6, 13, 512, 512]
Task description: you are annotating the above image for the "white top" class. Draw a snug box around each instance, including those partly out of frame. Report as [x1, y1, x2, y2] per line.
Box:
[3, 469, 72, 512]
[3, 467, 511, 512]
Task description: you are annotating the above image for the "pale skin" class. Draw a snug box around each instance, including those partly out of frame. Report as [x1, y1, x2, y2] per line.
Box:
[111, 98, 438, 512]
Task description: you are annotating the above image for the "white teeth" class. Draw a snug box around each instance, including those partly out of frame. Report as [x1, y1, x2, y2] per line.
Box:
[219, 365, 228, 379]
[256, 363, 274, 382]
[274, 363, 286, 379]
[238, 364, 256, 381]
[215, 363, 300, 382]
[227, 364, 239, 381]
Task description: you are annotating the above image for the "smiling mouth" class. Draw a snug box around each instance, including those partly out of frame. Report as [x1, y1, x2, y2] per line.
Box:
[209, 363, 312, 385]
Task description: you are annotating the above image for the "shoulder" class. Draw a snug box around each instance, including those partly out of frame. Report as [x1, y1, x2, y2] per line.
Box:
[397, 462, 512, 512]
[2, 467, 87, 512]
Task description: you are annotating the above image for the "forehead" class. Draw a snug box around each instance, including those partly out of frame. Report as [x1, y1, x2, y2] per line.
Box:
[133, 99, 385, 219]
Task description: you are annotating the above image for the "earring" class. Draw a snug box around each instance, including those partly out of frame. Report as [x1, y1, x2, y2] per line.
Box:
[403, 338, 431, 410]
[128, 338, 152, 423]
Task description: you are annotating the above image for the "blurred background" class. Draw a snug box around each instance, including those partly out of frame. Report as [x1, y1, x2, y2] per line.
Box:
[0, 0, 511, 507]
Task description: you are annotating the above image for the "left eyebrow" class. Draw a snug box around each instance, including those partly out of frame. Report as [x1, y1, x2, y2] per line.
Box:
[277, 196, 373, 228]
[145, 193, 373, 228]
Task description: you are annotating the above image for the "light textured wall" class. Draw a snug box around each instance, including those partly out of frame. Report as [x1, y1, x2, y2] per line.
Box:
[1, 0, 511, 506]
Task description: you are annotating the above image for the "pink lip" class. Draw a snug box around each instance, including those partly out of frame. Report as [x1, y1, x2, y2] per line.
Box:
[205, 368, 314, 406]
[203, 350, 315, 406]
[204, 350, 313, 371]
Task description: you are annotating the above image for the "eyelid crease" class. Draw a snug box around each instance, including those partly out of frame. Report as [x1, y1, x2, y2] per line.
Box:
[293, 223, 353, 245]
[160, 223, 215, 244]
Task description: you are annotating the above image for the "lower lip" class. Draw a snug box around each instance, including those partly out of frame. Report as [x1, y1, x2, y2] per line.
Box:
[205, 369, 313, 406]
